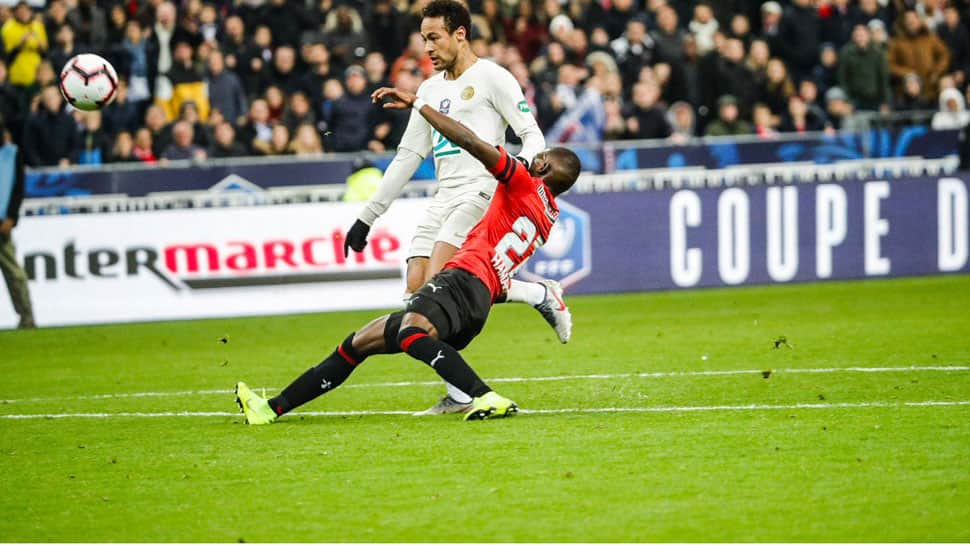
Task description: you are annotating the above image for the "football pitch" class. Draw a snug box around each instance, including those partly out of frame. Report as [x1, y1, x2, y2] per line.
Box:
[1, 275, 969, 542]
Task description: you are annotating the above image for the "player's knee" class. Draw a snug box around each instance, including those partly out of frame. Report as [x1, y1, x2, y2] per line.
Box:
[396, 325, 430, 353]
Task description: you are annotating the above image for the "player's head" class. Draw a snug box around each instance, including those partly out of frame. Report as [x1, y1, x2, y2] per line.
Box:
[420, 0, 472, 73]
[530, 147, 581, 197]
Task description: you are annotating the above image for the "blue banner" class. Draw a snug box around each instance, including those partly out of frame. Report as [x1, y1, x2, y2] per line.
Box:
[532, 175, 969, 294]
[26, 129, 960, 198]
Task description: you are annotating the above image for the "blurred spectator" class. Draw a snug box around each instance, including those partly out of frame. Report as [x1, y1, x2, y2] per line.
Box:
[177, 100, 210, 149]
[289, 123, 324, 155]
[546, 79, 606, 144]
[23, 60, 55, 100]
[777, 0, 822, 80]
[265, 85, 286, 123]
[758, 1, 785, 54]
[838, 25, 891, 111]
[603, 96, 626, 140]
[931, 88, 970, 129]
[689, 3, 720, 55]
[391, 32, 434, 83]
[117, 19, 155, 107]
[821, 0, 854, 49]
[209, 121, 247, 158]
[824, 86, 861, 130]
[917, 0, 946, 32]
[342, 157, 381, 202]
[653, 5, 686, 64]
[759, 58, 795, 115]
[270, 46, 302, 94]
[265, 0, 304, 49]
[603, 0, 637, 39]
[73, 111, 112, 165]
[240, 25, 274, 97]
[624, 80, 671, 139]
[2, 1, 49, 89]
[326, 65, 374, 152]
[704, 38, 756, 118]
[705, 94, 753, 136]
[132, 127, 158, 163]
[895, 73, 935, 109]
[237, 98, 274, 154]
[323, 5, 367, 70]
[48, 23, 79, 76]
[812, 43, 840, 98]
[0, 119, 35, 329]
[798, 79, 831, 125]
[504, 0, 547, 62]
[198, 4, 219, 45]
[160, 38, 209, 121]
[102, 79, 141, 137]
[611, 15, 655, 83]
[0, 61, 23, 144]
[67, 0, 106, 52]
[729, 14, 752, 47]
[22, 86, 76, 167]
[780, 95, 827, 132]
[42, 0, 69, 44]
[363, 52, 390, 92]
[746, 39, 771, 82]
[252, 123, 291, 155]
[110, 131, 140, 162]
[143, 103, 173, 157]
[888, 10, 951, 101]
[300, 41, 333, 114]
[219, 15, 247, 73]
[752, 102, 778, 138]
[281, 90, 316, 134]
[853, 0, 890, 30]
[162, 120, 206, 160]
[937, 6, 970, 88]
[148, 2, 179, 100]
[369, 0, 407, 62]
[206, 49, 247, 126]
[667, 101, 696, 143]
[868, 19, 890, 51]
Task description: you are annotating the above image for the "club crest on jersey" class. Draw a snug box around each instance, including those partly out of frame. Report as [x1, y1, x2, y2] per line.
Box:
[461, 86, 475, 100]
[439, 98, 451, 114]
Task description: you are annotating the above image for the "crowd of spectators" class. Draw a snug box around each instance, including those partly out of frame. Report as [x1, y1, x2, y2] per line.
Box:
[2, 0, 970, 167]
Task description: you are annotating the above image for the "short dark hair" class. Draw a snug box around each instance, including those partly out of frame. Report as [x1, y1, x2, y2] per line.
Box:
[422, 0, 472, 36]
[547, 147, 581, 196]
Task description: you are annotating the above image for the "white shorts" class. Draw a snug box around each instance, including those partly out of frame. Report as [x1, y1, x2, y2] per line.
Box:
[408, 191, 491, 259]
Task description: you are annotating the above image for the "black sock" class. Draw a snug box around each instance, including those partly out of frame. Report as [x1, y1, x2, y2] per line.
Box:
[397, 326, 490, 398]
[268, 333, 365, 415]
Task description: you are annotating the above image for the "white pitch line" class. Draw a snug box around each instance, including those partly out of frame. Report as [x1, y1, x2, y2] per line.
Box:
[2, 365, 968, 405]
[1, 400, 969, 419]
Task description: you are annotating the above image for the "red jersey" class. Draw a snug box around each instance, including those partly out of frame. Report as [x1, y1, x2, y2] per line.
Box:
[444, 147, 560, 301]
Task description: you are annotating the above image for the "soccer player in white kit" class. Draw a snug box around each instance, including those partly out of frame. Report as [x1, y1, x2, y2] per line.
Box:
[343, 0, 570, 415]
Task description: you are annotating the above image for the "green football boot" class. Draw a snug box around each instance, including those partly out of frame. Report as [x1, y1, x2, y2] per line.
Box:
[234, 382, 278, 425]
[464, 391, 518, 421]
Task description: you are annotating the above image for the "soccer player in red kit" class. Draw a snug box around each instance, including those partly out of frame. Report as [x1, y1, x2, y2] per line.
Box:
[234, 86, 581, 423]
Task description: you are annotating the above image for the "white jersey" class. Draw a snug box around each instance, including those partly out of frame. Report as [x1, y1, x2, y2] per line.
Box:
[358, 58, 545, 225]
[400, 59, 542, 194]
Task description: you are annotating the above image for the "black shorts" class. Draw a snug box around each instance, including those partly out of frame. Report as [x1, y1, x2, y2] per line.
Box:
[405, 268, 492, 350]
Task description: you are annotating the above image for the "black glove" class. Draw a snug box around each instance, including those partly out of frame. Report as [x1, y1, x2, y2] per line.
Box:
[344, 219, 371, 257]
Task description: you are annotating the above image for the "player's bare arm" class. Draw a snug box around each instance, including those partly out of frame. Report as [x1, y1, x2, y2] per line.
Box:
[372, 86, 501, 172]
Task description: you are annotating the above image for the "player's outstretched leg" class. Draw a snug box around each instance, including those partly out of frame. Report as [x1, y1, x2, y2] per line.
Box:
[398, 326, 517, 421]
[506, 278, 572, 343]
[234, 332, 368, 424]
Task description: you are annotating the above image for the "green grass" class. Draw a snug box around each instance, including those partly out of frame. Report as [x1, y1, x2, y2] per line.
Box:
[1, 275, 969, 542]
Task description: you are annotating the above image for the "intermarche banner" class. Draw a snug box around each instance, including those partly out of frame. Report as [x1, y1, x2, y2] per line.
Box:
[2, 175, 968, 328]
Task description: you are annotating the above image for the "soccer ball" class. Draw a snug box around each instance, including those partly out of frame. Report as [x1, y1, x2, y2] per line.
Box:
[59, 54, 119, 111]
